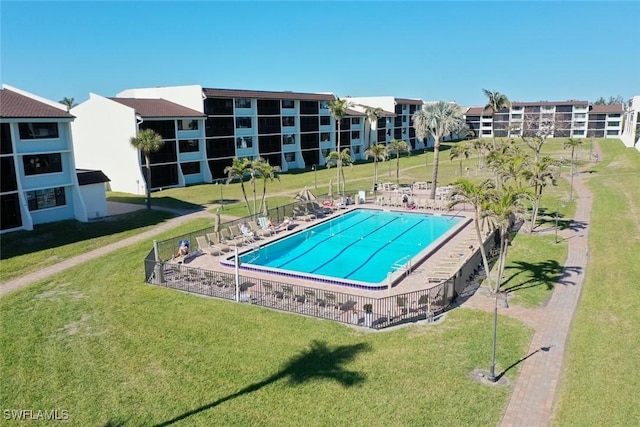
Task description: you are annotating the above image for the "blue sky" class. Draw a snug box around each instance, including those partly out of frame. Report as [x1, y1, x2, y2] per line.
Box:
[1, 1, 638, 106]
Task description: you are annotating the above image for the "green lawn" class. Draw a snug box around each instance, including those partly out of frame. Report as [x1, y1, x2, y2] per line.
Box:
[0, 210, 174, 282]
[553, 140, 640, 426]
[0, 221, 532, 426]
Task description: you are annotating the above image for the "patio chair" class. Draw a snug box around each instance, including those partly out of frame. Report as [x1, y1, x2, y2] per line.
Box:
[249, 220, 272, 237]
[207, 233, 231, 253]
[220, 228, 244, 247]
[293, 206, 315, 221]
[396, 296, 409, 317]
[196, 235, 220, 256]
[231, 224, 256, 244]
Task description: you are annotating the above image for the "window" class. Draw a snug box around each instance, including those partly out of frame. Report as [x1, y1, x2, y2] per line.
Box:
[403, 116, 407, 123]
[26, 187, 66, 211]
[282, 116, 295, 127]
[320, 132, 331, 142]
[1, 157, 17, 192]
[574, 113, 586, 119]
[179, 139, 199, 153]
[1, 123, 12, 153]
[257, 100, 280, 115]
[140, 120, 175, 139]
[18, 123, 59, 139]
[573, 130, 585, 136]
[236, 136, 253, 149]
[177, 119, 199, 131]
[351, 131, 360, 139]
[23, 153, 62, 175]
[180, 162, 201, 175]
[236, 117, 252, 129]
[319, 101, 328, 110]
[608, 121, 620, 127]
[235, 99, 251, 109]
[351, 117, 361, 125]
[284, 152, 296, 162]
[283, 134, 296, 145]
[282, 100, 295, 109]
[321, 148, 330, 158]
[353, 146, 361, 154]
[512, 106, 523, 111]
[607, 130, 619, 136]
[511, 114, 522, 119]
[300, 101, 318, 115]
[204, 98, 233, 115]
[320, 116, 331, 126]
[482, 130, 492, 135]
[609, 114, 621, 118]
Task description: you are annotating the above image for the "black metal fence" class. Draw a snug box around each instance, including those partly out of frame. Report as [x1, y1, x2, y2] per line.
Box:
[145, 258, 453, 329]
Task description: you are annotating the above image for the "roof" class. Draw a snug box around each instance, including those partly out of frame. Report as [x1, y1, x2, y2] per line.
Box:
[589, 104, 624, 114]
[76, 169, 111, 186]
[109, 98, 205, 118]
[345, 107, 365, 116]
[511, 100, 589, 107]
[203, 87, 336, 101]
[395, 98, 423, 105]
[466, 107, 492, 116]
[0, 89, 74, 119]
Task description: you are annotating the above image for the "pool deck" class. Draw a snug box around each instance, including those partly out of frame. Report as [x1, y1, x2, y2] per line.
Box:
[177, 203, 481, 298]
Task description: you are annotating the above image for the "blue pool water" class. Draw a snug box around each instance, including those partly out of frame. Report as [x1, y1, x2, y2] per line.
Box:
[237, 209, 463, 287]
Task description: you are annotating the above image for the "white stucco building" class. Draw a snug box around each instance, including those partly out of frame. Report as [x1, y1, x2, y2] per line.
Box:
[621, 96, 640, 151]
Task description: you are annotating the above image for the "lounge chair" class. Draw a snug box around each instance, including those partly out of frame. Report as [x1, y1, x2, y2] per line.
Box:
[196, 235, 219, 256]
[293, 206, 315, 221]
[249, 220, 272, 237]
[207, 233, 231, 253]
[231, 224, 256, 244]
[220, 228, 244, 247]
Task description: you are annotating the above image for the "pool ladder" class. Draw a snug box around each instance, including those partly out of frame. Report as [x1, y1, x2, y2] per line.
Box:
[391, 255, 412, 277]
[242, 243, 261, 264]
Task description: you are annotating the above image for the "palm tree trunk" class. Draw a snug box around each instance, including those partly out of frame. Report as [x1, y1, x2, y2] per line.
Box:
[239, 182, 251, 217]
[494, 229, 507, 293]
[529, 186, 542, 233]
[396, 154, 400, 184]
[336, 122, 342, 197]
[474, 209, 493, 292]
[429, 140, 441, 200]
[497, 230, 510, 289]
[145, 155, 152, 210]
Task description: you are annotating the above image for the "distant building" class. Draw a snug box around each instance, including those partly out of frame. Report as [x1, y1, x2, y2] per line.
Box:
[463, 100, 625, 140]
[0, 84, 108, 233]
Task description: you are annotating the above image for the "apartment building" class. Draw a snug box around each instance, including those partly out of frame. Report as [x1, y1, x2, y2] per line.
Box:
[464, 100, 625, 140]
[71, 93, 207, 195]
[72, 85, 379, 193]
[621, 96, 640, 150]
[346, 96, 423, 149]
[0, 85, 107, 233]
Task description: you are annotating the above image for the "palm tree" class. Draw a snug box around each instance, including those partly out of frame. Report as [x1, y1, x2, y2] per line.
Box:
[449, 178, 495, 292]
[449, 141, 472, 177]
[563, 138, 583, 201]
[327, 98, 352, 197]
[224, 157, 252, 217]
[129, 129, 165, 210]
[483, 186, 530, 292]
[483, 89, 511, 150]
[412, 102, 465, 199]
[255, 159, 281, 216]
[364, 143, 387, 190]
[59, 97, 77, 111]
[326, 149, 353, 195]
[387, 139, 410, 184]
[522, 156, 558, 233]
[363, 106, 383, 149]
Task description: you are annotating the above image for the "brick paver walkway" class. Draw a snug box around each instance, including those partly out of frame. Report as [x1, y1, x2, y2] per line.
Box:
[462, 154, 596, 426]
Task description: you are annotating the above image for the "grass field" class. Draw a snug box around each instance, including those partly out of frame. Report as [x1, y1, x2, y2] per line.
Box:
[0, 221, 532, 426]
[553, 141, 640, 425]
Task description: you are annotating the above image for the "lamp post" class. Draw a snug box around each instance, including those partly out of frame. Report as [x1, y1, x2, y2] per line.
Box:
[218, 178, 224, 211]
[312, 164, 317, 189]
[488, 290, 509, 382]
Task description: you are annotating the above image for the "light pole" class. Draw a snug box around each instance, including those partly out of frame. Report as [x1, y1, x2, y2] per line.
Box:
[218, 178, 224, 211]
[312, 164, 317, 189]
[488, 290, 509, 382]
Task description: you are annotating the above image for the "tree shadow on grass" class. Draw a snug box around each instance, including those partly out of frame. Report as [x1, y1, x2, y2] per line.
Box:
[532, 207, 588, 234]
[0, 210, 175, 260]
[153, 340, 371, 426]
[502, 260, 582, 293]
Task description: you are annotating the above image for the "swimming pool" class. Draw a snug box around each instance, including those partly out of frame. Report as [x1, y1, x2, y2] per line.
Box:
[229, 209, 467, 289]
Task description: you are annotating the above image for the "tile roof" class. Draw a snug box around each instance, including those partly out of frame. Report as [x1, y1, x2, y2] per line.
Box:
[589, 104, 624, 113]
[466, 107, 492, 116]
[109, 98, 205, 118]
[0, 89, 74, 119]
[203, 87, 336, 101]
[395, 98, 423, 105]
[345, 107, 365, 116]
[76, 169, 111, 186]
[511, 100, 589, 107]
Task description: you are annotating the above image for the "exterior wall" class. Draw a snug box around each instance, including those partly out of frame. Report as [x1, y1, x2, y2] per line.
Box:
[79, 183, 109, 219]
[621, 96, 640, 150]
[1, 116, 85, 232]
[71, 93, 144, 195]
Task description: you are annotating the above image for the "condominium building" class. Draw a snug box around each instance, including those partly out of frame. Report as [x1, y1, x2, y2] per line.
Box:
[345, 96, 423, 149]
[0, 85, 108, 233]
[464, 100, 625, 139]
[621, 96, 640, 150]
[71, 85, 380, 193]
